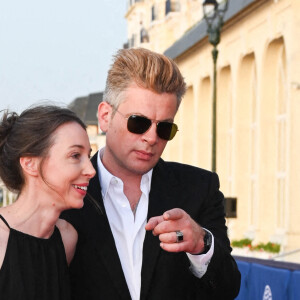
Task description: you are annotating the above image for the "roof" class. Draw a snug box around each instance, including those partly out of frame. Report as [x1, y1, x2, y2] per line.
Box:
[68, 92, 103, 126]
[164, 0, 257, 60]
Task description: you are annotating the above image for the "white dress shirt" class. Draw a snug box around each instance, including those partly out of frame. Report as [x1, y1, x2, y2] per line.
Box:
[97, 150, 214, 300]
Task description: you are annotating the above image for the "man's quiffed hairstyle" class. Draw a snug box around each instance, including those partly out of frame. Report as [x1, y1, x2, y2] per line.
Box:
[103, 48, 186, 109]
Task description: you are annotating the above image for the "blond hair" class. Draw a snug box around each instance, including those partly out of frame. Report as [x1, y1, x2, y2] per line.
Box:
[103, 48, 186, 109]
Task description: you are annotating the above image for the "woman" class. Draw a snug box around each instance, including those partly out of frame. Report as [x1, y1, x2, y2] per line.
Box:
[0, 105, 96, 299]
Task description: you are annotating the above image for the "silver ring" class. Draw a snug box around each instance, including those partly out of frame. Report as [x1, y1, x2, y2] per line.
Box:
[176, 231, 184, 243]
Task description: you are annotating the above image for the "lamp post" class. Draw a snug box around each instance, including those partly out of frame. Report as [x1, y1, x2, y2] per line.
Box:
[202, 0, 229, 173]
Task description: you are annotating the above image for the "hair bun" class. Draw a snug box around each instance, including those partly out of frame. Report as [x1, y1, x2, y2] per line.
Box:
[0, 111, 19, 147]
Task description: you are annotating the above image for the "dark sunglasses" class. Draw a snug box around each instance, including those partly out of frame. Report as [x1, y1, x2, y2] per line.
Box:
[115, 110, 178, 141]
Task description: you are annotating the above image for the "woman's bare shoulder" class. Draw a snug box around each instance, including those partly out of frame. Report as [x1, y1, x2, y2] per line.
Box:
[56, 218, 78, 265]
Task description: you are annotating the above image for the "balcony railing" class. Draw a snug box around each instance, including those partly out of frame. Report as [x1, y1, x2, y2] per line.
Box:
[0, 184, 16, 207]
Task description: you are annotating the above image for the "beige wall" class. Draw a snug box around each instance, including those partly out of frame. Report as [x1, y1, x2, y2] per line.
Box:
[126, 0, 300, 261]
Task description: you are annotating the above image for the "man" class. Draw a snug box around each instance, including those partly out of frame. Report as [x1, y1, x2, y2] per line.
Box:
[62, 48, 240, 300]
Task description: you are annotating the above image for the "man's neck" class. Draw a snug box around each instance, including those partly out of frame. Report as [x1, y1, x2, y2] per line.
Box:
[100, 147, 143, 188]
[99, 148, 144, 212]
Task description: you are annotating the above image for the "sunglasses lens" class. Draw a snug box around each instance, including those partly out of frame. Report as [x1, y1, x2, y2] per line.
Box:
[157, 122, 178, 141]
[127, 115, 152, 134]
[127, 114, 178, 141]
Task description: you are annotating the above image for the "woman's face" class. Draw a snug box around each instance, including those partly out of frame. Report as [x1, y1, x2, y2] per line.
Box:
[41, 122, 96, 210]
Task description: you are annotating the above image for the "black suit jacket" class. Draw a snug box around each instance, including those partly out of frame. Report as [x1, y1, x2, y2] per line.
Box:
[62, 153, 240, 300]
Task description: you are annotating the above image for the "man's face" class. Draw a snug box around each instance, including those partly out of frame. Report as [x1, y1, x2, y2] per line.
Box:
[98, 83, 178, 178]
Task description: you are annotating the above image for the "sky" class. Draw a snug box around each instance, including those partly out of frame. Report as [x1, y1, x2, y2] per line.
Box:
[0, 0, 127, 112]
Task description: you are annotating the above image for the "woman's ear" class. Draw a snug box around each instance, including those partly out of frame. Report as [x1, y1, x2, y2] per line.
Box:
[19, 157, 39, 177]
[97, 102, 113, 133]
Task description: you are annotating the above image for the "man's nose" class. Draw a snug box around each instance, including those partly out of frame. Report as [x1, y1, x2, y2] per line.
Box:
[142, 123, 158, 145]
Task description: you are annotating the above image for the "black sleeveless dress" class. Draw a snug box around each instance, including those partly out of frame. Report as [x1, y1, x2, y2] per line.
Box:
[0, 215, 71, 300]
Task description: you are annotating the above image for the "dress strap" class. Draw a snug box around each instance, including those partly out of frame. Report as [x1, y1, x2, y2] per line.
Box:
[0, 215, 11, 229]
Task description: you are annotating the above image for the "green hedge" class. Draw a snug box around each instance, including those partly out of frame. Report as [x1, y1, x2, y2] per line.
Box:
[231, 239, 280, 253]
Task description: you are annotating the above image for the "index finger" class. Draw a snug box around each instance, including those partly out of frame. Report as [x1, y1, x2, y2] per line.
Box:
[163, 208, 185, 221]
[145, 215, 164, 231]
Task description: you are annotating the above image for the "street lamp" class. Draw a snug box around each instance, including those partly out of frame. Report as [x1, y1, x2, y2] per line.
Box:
[202, 0, 229, 173]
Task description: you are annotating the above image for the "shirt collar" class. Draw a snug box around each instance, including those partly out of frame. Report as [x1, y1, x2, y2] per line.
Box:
[97, 147, 153, 199]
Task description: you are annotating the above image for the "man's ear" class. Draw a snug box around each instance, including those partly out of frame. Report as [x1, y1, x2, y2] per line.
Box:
[19, 157, 39, 177]
[98, 102, 113, 133]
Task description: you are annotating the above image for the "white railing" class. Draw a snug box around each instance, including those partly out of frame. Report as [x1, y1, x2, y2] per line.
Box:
[272, 248, 300, 261]
[0, 182, 16, 207]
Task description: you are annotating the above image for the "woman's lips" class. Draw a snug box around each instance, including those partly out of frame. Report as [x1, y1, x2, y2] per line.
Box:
[72, 184, 88, 196]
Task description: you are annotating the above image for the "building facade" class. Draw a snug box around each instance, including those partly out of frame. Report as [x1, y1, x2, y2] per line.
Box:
[68, 92, 106, 156]
[125, 0, 300, 262]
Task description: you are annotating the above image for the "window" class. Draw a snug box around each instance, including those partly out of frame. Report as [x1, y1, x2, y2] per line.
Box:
[276, 46, 287, 229]
[151, 5, 156, 21]
[250, 62, 258, 227]
[140, 27, 149, 43]
[129, 34, 137, 48]
[165, 0, 180, 15]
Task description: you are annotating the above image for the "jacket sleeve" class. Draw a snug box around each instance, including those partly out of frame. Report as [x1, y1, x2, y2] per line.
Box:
[194, 172, 241, 299]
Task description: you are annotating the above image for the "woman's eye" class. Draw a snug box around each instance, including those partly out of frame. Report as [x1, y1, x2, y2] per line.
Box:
[71, 153, 80, 159]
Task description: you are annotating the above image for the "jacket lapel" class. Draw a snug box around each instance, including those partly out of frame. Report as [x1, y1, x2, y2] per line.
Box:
[140, 159, 179, 300]
[88, 155, 178, 300]
[87, 153, 131, 300]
